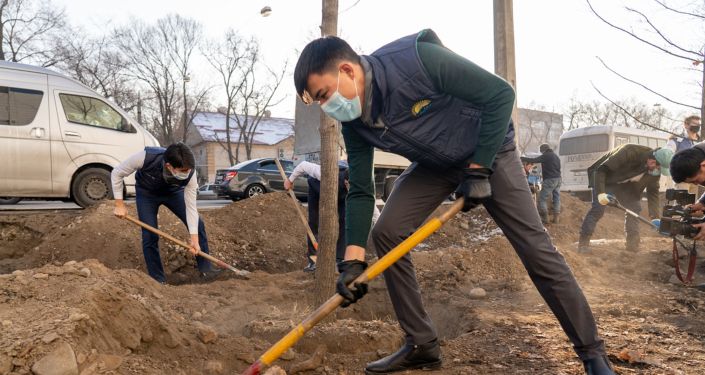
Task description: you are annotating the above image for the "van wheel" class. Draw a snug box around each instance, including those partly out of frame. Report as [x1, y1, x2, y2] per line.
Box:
[0, 197, 22, 205]
[382, 175, 398, 202]
[72, 168, 113, 208]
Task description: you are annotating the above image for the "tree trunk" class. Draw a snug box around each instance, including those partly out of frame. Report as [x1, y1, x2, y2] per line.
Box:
[314, 0, 340, 308]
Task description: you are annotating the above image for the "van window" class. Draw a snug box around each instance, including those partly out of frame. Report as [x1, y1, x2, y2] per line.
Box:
[559, 134, 609, 156]
[0, 86, 43, 126]
[59, 94, 134, 133]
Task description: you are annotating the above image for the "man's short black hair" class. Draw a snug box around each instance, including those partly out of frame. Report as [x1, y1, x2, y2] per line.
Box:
[164, 142, 195, 169]
[294, 36, 361, 97]
[670, 147, 705, 183]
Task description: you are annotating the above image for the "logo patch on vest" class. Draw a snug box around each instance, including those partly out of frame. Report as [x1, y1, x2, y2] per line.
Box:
[411, 99, 431, 117]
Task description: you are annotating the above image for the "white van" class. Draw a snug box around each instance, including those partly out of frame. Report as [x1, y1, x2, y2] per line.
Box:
[0, 61, 159, 207]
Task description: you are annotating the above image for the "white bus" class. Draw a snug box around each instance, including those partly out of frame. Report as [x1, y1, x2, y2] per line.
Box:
[558, 125, 671, 200]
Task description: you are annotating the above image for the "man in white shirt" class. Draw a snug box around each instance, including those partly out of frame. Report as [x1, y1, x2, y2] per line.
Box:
[285, 160, 356, 272]
[111, 142, 214, 283]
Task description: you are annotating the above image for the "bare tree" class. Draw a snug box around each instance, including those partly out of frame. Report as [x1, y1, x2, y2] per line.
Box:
[0, 0, 66, 66]
[56, 33, 139, 112]
[114, 15, 206, 145]
[586, 0, 704, 136]
[230, 44, 287, 161]
[204, 30, 254, 165]
[563, 95, 678, 133]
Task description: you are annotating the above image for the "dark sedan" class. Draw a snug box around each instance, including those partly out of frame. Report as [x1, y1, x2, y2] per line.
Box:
[214, 158, 309, 201]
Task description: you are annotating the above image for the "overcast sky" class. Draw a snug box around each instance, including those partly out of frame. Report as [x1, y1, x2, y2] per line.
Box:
[53, 0, 703, 124]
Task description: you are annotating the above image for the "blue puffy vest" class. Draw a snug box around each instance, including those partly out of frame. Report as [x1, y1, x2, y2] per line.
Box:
[675, 137, 695, 152]
[344, 29, 514, 170]
[136, 147, 194, 195]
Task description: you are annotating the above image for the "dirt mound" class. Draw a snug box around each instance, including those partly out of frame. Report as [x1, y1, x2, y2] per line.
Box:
[547, 193, 628, 246]
[2, 192, 309, 278]
[201, 192, 308, 273]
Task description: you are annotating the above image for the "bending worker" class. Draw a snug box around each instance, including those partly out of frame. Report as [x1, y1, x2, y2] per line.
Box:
[578, 144, 672, 253]
[521, 143, 562, 224]
[111, 143, 216, 283]
[294, 29, 615, 375]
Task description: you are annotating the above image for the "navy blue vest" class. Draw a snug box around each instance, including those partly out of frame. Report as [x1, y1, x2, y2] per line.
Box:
[675, 137, 695, 152]
[135, 147, 194, 195]
[344, 29, 514, 170]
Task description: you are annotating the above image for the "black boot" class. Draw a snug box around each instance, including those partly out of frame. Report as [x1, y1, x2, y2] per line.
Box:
[578, 235, 591, 254]
[365, 339, 442, 374]
[583, 355, 615, 375]
[539, 211, 549, 225]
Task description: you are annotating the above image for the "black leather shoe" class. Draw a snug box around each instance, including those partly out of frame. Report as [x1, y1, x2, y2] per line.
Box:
[200, 268, 223, 281]
[583, 355, 615, 375]
[365, 339, 442, 374]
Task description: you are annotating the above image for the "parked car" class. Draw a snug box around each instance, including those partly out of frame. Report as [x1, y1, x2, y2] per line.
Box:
[197, 184, 222, 200]
[214, 158, 308, 201]
[0, 197, 21, 205]
[0, 61, 160, 207]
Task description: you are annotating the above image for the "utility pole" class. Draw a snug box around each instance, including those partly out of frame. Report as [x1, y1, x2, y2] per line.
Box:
[493, 0, 518, 142]
[314, 0, 340, 307]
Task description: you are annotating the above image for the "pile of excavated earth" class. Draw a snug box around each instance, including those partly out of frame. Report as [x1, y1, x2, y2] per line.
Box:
[2, 192, 705, 374]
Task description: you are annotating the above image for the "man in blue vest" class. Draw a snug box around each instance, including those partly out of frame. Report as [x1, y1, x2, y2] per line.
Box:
[294, 30, 614, 374]
[111, 142, 214, 283]
[666, 115, 701, 153]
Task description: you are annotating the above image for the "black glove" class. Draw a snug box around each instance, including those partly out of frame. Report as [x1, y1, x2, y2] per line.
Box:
[336, 260, 368, 308]
[457, 167, 492, 212]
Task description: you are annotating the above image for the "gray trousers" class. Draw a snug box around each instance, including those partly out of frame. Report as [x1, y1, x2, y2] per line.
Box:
[370, 145, 605, 360]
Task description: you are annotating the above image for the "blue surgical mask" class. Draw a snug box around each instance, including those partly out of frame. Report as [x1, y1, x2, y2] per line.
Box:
[648, 168, 661, 177]
[320, 71, 361, 122]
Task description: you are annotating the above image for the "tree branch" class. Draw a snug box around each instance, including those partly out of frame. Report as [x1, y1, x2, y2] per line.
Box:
[590, 81, 680, 137]
[597, 56, 701, 110]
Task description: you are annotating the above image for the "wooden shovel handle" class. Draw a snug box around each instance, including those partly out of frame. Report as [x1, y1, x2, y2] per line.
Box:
[274, 159, 319, 250]
[122, 215, 250, 278]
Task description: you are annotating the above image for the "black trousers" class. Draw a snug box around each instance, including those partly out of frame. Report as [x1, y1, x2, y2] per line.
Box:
[307, 177, 346, 263]
[369, 144, 606, 360]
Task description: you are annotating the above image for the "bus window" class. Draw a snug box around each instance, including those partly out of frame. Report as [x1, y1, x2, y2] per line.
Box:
[648, 138, 658, 148]
[614, 135, 629, 147]
[559, 134, 609, 155]
[629, 135, 639, 144]
[657, 139, 666, 147]
[638, 136, 648, 145]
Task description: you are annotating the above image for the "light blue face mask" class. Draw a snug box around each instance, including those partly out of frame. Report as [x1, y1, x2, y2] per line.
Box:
[320, 71, 361, 122]
[167, 165, 191, 180]
[648, 167, 661, 177]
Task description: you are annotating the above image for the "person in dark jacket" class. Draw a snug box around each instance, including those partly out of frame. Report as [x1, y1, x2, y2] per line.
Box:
[111, 143, 215, 283]
[670, 142, 705, 240]
[578, 144, 673, 254]
[293, 30, 614, 375]
[521, 143, 562, 224]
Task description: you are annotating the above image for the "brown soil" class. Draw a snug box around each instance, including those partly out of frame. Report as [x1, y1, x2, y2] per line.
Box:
[1, 192, 705, 375]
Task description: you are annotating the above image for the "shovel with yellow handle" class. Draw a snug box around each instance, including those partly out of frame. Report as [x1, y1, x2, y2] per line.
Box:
[241, 198, 465, 375]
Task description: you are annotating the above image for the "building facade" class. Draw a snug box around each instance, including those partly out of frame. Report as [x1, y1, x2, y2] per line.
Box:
[516, 108, 564, 155]
[186, 112, 295, 184]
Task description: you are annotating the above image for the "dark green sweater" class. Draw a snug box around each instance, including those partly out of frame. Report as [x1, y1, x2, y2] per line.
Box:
[342, 41, 515, 247]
